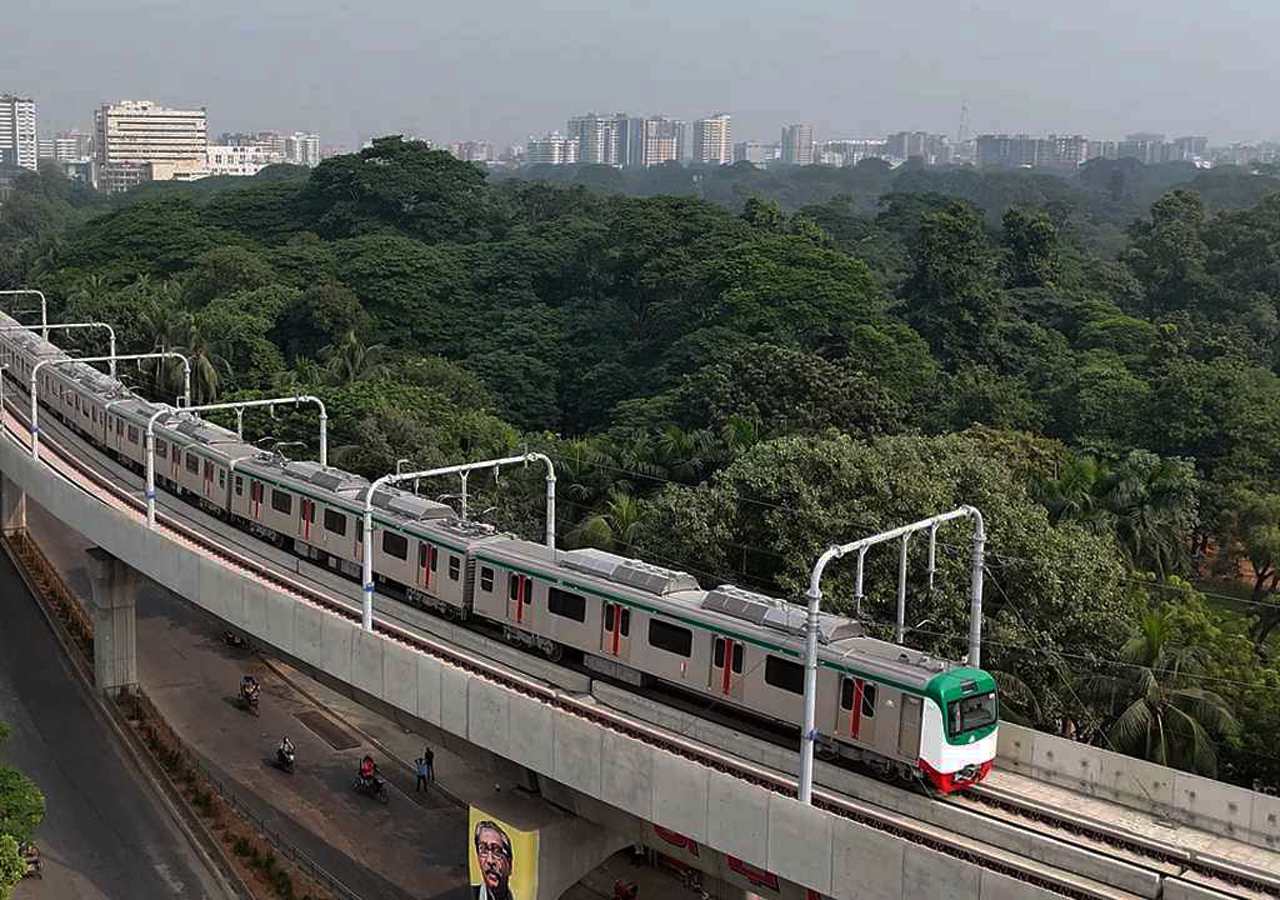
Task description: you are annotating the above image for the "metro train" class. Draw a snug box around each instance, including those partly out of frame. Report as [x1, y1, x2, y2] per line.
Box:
[0, 311, 998, 793]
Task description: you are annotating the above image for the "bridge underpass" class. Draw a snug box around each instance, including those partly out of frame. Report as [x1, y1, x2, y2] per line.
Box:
[1, 379, 1278, 900]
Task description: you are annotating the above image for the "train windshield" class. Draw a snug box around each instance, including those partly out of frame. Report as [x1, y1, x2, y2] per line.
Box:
[948, 692, 997, 736]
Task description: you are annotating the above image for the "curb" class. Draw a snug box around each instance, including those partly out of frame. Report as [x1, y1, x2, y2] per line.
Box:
[2, 535, 255, 900]
[258, 656, 467, 811]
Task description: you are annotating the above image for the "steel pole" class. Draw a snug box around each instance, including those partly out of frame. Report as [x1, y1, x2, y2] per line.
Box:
[799, 547, 838, 804]
[319, 409, 327, 467]
[460, 471, 469, 521]
[896, 534, 911, 644]
[965, 506, 986, 668]
[362, 475, 392, 631]
[28, 370, 37, 460]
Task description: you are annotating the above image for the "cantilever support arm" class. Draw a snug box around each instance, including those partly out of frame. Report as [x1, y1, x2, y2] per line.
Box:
[29, 352, 191, 462]
[143, 394, 329, 528]
[359, 452, 556, 632]
[0, 290, 48, 340]
[797, 505, 986, 805]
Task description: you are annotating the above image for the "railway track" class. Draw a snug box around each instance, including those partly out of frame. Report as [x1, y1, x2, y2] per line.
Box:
[3, 383, 1276, 900]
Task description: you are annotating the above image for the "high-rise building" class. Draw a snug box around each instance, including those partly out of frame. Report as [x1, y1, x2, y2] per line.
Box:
[975, 134, 1089, 170]
[640, 117, 685, 167]
[692, 113, 732, 165]
[566, 113, 628, 166]
[206, 144, 277, 176]
[527, 132, 580, 165]
[817, 140, 890, 167]
[886, 131, 952, 165]
[733, 141, 780, 166]
[780, 124, 815, 165]
[0, 94, 38, 170]
[284, 132, 321, 167]
[95, 100, 208, 191]
[447, 140, 497, 163]
[53, 129, 94, 161]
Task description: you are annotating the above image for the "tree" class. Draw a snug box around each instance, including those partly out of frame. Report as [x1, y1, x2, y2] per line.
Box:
[570, 489, 644, 553]
[1084, 608, 1237, 776]
[902, 201, 1006, 367]
[272, 281, 369, 361]
[319, 330, 389, 386]
[1217, 491, 1280, 646]
[183, 246, 276, 306]
[1002, 208, 1062, 289]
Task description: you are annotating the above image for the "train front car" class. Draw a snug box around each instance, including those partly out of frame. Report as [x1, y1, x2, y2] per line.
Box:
[918, 668, 999, 793]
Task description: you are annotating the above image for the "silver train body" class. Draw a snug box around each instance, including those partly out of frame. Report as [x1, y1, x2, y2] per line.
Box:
[0, 312, 998, 793]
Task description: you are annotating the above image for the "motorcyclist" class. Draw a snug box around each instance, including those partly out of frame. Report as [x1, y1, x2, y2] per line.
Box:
[240, 675, 260, 701]
[278, 736, 294, 759]
[359, 755, 376, 785]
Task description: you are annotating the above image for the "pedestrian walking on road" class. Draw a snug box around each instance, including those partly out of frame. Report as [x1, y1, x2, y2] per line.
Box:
[425, 746, 435, 783]
[414, 756, 428, 792]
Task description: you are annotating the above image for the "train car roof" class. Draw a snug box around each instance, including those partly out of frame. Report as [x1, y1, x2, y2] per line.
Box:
[701, 583, 861, 645]
[150, 409, 260, 462]
[236, 456, 455, 524]
[415, 516, 511, 551]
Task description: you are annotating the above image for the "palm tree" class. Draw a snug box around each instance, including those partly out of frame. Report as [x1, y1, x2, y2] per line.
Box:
[319, 330, 388, 386]
[1084, 609, 1237, 776]
[1037, 456, 1113, 532]
[570, 489, 643, 553]
[721, 414, 760, 458]
[143, 312, 230, 405]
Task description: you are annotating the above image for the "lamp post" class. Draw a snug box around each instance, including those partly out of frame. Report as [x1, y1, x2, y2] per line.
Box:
[360, 452, 556, 631]
[0, 290, 49, 340]
[144, 396, 329, 528]
[796, 506, 985, 805]
[31, 352, 192, 462]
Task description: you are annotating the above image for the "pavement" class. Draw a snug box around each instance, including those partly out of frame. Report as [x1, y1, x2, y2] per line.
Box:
[0, 548, 230, 900]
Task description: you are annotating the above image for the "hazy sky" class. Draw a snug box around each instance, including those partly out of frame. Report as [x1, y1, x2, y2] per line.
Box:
[6, 0, 1280, 149]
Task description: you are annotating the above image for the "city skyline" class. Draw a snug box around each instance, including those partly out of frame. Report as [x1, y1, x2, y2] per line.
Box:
[8, 0, 1280, 149]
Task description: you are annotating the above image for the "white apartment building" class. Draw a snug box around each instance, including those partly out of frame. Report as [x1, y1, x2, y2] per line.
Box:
[285, 132, 320, 167]
[692, 113, 732, 164]
[0, 94, 38, 170]
[206, 144, 277, 176]
[780, 123, 815, 165]
[95, 100, 208, 191]
[527, 132, 580, 165]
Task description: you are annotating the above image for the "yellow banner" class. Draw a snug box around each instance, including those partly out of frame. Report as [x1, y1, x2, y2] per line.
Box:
[468, 808, 539, 900]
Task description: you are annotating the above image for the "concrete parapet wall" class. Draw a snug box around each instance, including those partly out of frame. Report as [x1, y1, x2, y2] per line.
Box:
[998, 724, 1280, 851]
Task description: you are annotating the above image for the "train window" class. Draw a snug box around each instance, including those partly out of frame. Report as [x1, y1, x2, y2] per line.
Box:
[323, 508, 346, 535]
[218, 469, 226, 488]
[713, 639, 744, 674]
[480, 567, 494, 592]
[648, 619, 692, 658]
[271, 489, 293, 515]
[155, 440, 166, 459]
[448, 555, 460, 581]
[764, 656, 805, 695]
[117, 419, 124, 436]
[382, 531, 408, 560]
[949, 692, 997, 736]
[603, 603, 631, 636]
[841, 679, 855, 711]
[186, 453, 199, 474]
[548, 587, 586, 622]
[235, 476, 244, 497]
[862, 684, 878, 718]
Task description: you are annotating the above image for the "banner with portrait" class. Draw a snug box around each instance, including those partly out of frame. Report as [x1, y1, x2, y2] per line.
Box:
[468, 807, 540, 900]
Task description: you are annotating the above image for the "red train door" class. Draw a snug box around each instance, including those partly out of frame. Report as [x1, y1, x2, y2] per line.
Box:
[417, 542, 438, 593]
[600, 602, 631, 661]
[507, 573, 534, 627]
[711, 636, 744, 700]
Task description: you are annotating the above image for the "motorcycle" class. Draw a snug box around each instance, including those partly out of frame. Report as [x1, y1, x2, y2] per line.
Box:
[276, 746, 296, 774]
[353, 772, 390, 804]
[239, 688, 260, 717]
